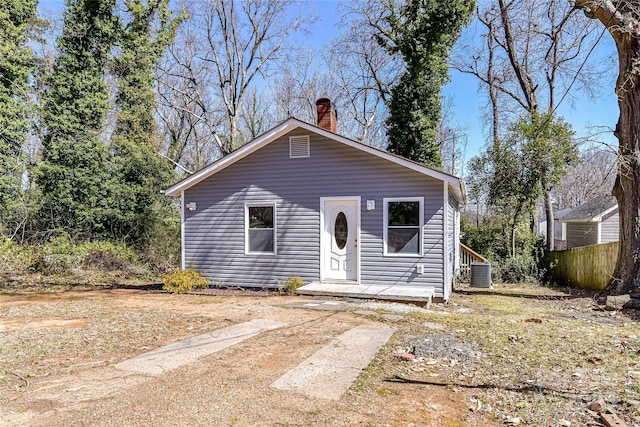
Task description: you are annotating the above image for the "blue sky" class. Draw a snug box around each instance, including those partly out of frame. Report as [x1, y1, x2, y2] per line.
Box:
[38, 0, 620, 164]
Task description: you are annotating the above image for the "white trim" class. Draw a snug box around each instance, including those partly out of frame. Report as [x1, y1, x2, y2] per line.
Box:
[444, 183, 450, 301]
[561, 218, 602, 223]
[383, 197, 424, 257]
[244, 202, 277, 255]
[180, 190, 185, 270]
[455, 206, 460, 272]
[165, 118, 464, 202]
[599, 205, 618, 219]
[320, 196, 361, 283]
[597, 221, 602, 244]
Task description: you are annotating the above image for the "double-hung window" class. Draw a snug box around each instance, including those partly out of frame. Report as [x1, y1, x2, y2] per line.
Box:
[245, 203, 276, 254]
[383, 198, 423, 256]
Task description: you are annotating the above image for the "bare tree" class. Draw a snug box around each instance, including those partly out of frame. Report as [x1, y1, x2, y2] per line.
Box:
[453, 0, 608, 249]
[269, 48, 336, 125]
[156, 0, 311, 171]
[572, 0, 640, 295]
[240, 87, 271, 140]
[191, 0, 311, 154]
[552, 147, 617, 208]
[156, 26, 225, 173]
[437, 97, 468, 176]
[324, 2, 402, 146]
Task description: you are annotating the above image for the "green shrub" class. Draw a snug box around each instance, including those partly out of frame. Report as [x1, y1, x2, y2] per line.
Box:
[26, 237, 145, 274]
[276, 276, 305, 294]
[162, 268, 210, 293]
[139, 213, 180, 273]
[494, 255, 539, 284]
[76, 241, 141, 271]
[0, 239, 33, 273]
[462, 215, 547, 284]
[30, 253, 72, 275]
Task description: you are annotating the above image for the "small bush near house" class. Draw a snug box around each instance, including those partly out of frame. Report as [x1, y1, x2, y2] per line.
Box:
[276, 276, 305, 294]
[163, 268, 210, 294]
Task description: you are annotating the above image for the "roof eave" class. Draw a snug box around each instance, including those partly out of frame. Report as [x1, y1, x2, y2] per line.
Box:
[560, 218, 599, 223]
[164, 120, 298, 196]
[164, 117, 465, 197]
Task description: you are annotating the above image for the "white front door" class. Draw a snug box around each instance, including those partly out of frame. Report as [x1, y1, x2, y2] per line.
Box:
[322, 198, 359, 281]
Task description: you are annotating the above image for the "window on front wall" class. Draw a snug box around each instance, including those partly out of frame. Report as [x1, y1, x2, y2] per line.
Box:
[245, 204, 276, 254]
[384, 198, 423, 256]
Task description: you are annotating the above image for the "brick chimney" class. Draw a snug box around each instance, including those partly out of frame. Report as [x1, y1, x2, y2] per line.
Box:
[316, 98, 337, 133]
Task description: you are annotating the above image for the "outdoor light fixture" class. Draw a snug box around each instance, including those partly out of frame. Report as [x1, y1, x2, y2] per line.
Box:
[186, 201, 197, 211]
[366, 200, 375, 210]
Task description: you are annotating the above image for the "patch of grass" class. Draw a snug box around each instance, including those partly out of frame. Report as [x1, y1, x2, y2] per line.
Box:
[376, 387, 395, 396]
[470, 294, 559, 317]
[400, 284, 640, 425]
[188, 297, 222, 304]
[352, 353, 389, 393]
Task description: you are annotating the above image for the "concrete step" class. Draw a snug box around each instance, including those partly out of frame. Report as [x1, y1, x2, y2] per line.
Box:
[296, 282, 433, 305]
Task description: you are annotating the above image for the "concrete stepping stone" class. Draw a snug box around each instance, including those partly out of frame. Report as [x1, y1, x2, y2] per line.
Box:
[115, 318, 284, 375]
[271, 325, 394, 400]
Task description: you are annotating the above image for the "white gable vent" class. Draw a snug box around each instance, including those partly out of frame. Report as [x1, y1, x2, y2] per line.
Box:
[289, 135, 310, 158]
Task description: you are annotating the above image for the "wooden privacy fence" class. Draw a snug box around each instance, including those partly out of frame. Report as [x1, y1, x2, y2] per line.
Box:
[460, 243, 489, 274]
[547, 241, 618, 291]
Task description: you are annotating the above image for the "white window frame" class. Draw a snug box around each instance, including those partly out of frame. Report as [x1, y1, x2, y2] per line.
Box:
[245, 202, 277, 255]
[383, 197, 424, 257]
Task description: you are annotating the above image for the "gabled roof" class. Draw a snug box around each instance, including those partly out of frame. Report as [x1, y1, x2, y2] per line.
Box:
[539, 208, 573, 223]
[164, 117, 466, 203]
[560, 195, 618, 222]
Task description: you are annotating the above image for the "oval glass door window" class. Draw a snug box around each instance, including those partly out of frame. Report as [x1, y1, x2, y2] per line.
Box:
[334, 212, 348, 249]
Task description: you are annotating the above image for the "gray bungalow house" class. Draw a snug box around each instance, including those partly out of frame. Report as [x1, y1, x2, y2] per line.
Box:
[164, 99, 465, 301]
[559, 195, 619, 249]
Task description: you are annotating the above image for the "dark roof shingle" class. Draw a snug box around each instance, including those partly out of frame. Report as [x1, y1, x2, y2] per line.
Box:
[561, 195, 617, 222]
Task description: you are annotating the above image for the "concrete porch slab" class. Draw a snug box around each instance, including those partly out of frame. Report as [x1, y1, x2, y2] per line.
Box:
[296, 282, 433, 304]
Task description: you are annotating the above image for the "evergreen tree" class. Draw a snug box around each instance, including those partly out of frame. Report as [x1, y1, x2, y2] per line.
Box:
[37, 0, 118, 238]
[378, 0, 474, 167]
[0, 0, 38, 234]
[108, 0, 184, 244]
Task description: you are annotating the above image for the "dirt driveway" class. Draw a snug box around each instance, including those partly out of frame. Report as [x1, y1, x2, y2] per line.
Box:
[0, 288, 484, 427]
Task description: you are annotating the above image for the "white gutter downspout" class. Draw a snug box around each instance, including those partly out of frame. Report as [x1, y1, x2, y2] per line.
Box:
[180, 190, 185, 270]
[443, 182, 450, 301]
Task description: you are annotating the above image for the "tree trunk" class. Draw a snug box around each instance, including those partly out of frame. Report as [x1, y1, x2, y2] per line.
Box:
[545, 189, 555, 251]
[571, 0, 640, 295]
[607, 35, 640, 295]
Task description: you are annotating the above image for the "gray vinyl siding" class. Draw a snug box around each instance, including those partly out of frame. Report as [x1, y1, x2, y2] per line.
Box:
[565, 222, 598, 248]
[183, 128, 447, 296]
[600, 210, 619, 243]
